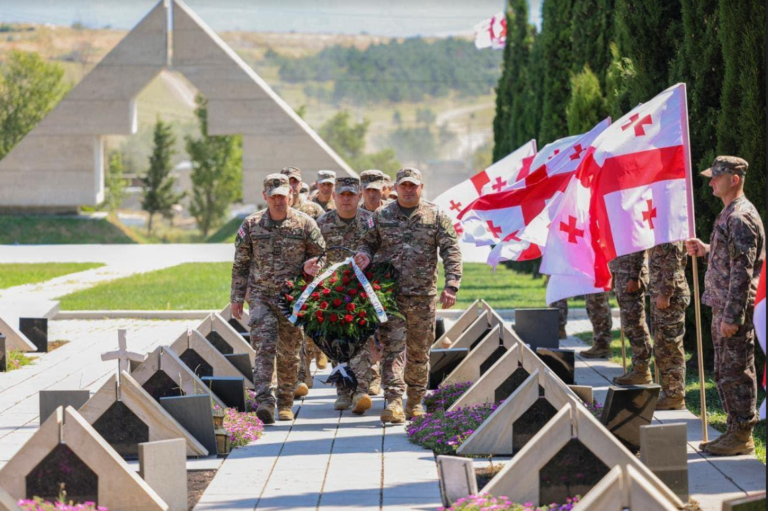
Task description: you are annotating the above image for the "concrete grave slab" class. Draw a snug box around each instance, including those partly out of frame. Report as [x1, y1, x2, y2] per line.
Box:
[640, 423, 689, 501]
[0, 486, 20, 511]
[160, 395, 218, 456]
[447, 311, 493, 351]
[219, 304, 249, 334]
[429, 348, 469, 390]
[536, 348, 575, 385]
[39, 390, 91, 424]
[201, 376, 247, 412]
[437, 456, 478, 508]
[0, 316, 36, 352]
[722, 493, 767, 511]
[139, 439, 188, 511]
[514, 308, 560, 351]
[196, 313, 255, 365]
[224, 353, 254, 381]
[443, 324, 519, 387]
[568, 385, 594, 405]
[573, 465, 680, 511]
[170, 329, 255, 390]
[79, 372, 208, 458]
[0, 335, 6, 372]
[0, 407, 169, 511]
[602, 385, 661, 453]
[433, 300, 480, 349]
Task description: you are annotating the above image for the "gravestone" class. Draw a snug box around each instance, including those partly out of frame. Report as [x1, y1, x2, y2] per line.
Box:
[514, 309, 560, 350]
[568, 385, 593, 405]
[435, 317, 446, 341]
[0, 485, 20, 511]
[139, 439, 187, 511]
[437, 456, 478, 508]
[0, 315, 36, 352]
[0, 335, 6, 372]
[224, 353, 254, 381]
[539, 438, 610, 505]
[433, 300, 480, 349]
[449, 311, 493, 351]
[170, 329, 255, 389]
[496, 368, 532, 403]
[573, 465, 681, 511]
[429, 348, 468, 390]
[722, 494, 767, 511]
[92, 401, 149, 459]
[160, 395, 218, 455]
[196, 313, 255, 366]
[39, 389, 91, 424]
[205, 330, 234, 355]
[202, 376, 247, 412]
[0, 407, 167, 510]
[143, 370, 186, 401]
[601, 385, 661, 453]
[443, 324, 520, 388]
[512, 397, 558, 454]
[640, 424, 689, 502]
[19, 318, 47, 353]
[536, 348, 575, 385]
[180, 349, 214, 378]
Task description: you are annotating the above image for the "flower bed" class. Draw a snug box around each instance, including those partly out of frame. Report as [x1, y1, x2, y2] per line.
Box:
[221, 407, 264, 448]
[407, 403, 498, 456]
[440, 494, 580, 511]
[424, 382, 473, 412]
[585, 401, 603, 420]
[19, 500, 106, 511]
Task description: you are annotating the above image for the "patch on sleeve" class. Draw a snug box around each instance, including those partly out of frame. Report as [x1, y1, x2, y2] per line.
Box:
[368, 217, 375, 229]
[235, 225, 247, 248]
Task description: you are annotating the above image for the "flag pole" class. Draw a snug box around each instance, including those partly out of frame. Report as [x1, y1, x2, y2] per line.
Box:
[620, 327, 627, 372]
[681, 83, 709, 442]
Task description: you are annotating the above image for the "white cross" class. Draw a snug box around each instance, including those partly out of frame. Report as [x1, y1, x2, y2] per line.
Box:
[101, 329, 145, 375]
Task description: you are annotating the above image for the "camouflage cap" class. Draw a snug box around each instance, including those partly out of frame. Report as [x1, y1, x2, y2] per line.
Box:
[701, 156, 749, 178]
[280, 166, 302, 180]
[263, 173, 291, 197]
[317, 170, 337, 184]
[335, 176, 361, 194]
[396, 167, 423, 186]
[383, 174, 392, 185]
[300, 182, 310, 194]
[360, 169, 386, 190]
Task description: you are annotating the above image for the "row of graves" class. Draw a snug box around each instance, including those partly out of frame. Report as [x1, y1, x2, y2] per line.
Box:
[429, 301, 765, 511]
[0, 307, 258, 511]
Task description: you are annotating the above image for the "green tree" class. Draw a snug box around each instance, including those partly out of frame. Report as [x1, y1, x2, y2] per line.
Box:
[319, 111, 400, 173]
[520, 32, 546, 151]
[570, 0, 615, 87]
[185, 95, 243, 238]
[142, 118, 184, 235]
[566, 66, 607, 135]
[539, 0, 575, 145]
[102, 151, 129, 217]
[0, 50, 70, 160]
[604, 43, 637, 120]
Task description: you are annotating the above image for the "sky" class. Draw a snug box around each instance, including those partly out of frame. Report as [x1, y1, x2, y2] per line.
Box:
[0, 0, 543, 37]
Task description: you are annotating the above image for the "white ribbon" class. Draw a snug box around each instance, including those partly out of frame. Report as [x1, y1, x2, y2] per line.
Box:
[290, 256, 389, 326]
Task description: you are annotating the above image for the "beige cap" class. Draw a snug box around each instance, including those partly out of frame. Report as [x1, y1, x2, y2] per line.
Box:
[360, 170, 386, 190]
[317, 170, 337, 184]
[263, 173, 291, 197]
[280, 166, 302, 180]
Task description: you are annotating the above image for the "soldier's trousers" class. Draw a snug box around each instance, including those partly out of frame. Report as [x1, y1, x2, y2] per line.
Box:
[614, 273, 653, 367]
[551, 299, 568, 330]
[337, 339, 373, 398]
[298, 334, 313, 385]
[378, 295, 436, 402]
[651, 294, 689, 398]
[586, 292, 613, 348]
[249, 294, 303, 408]
[712, 307, 758, 433]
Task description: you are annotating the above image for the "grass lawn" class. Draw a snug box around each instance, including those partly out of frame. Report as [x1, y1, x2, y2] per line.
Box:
[0, 216, 139, 245]
[576, 329, 767, 464]
[0, 263, 104, 290]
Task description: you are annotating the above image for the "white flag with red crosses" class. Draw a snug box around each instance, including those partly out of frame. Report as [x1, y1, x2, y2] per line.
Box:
[756, 260, 766, 419]
[474, 12, 507, 50]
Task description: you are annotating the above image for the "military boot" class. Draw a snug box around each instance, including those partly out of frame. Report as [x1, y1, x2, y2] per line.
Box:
[406, 402, 426, 421]
[256, 403, 275, 425]
[294, 382, 310, 399]
[705, 430, 755, 456]
[613, 364, 653, 385]
[368, 380, 382, 396]
[699, 427, 729, 451]
[316, 352, 329, 370]
[559, 327, 568, 340]
[581, 344, 611, 359]
[381, 398, 406, 424]
[277, 407, 295, 422]
[334, 394, 352, 411]
[352, 392, 373, 415]
[656, 394, 686, 411]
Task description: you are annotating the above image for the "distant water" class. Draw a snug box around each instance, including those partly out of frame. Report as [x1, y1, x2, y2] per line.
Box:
[0, 0, 542, 37]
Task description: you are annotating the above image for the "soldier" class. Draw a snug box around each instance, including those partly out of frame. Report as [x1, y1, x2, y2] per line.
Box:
[687, 156, 765, 456]
[280, 167, 329, 386]
[311, 176, 377, 415]
[230, 174, 326, 425]
[354, 167, 463, 424]
[649, 242, 690, 410]
[313, 170, 337, 212]
[551, 297, 569, 340]
[581, 292, 614, 358]
[300, 182, 310, 201]
[611, 251, 653, 385]
[360, 170, 390, 213]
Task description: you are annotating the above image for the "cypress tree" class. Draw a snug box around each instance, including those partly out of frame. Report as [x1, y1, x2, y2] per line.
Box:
[570, 0, 615, 87]
[142, 118, 184, 235]
[566, 66, 607, 135]
[521, 32, 546, 150]
[539, 0, 574, 145]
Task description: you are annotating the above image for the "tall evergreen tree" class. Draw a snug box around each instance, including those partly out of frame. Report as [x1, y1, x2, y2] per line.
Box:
[614, 0, 682, 105]
[570, 0, 615, 87]
[186, 95, 243, 238]
[539, 0, 574, 145]
[521, 32, 546, 151]
[566, 66, 607, 135]
[102, 150, 129, 217]
[142, 118, 184, 235]
[492, 0, 534, 161]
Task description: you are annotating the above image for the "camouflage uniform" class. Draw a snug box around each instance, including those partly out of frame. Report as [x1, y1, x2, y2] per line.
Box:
[703, 194, 765, 434]
[358, 169, 463, 404]
[586, 292, 613, 348]
[313, 170, 337, 212]
[649, 242, 690, 399]
[545, 276, 568, 338]
[230, 176, 326, 409]
[610, 251, 652, 367]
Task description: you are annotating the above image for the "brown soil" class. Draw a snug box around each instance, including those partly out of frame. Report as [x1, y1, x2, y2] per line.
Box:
[48, 340, 70, 352]
[475, 463, 504, 489]
[188, 470, 217, 511]
[684, 498, 703, 511]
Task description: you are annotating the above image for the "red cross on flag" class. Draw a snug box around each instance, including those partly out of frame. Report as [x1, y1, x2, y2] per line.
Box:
[474, 12, 507, 50]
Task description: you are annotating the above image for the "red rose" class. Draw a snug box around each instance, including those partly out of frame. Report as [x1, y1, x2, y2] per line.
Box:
[348, 289, 358, 296]
[358, 282, 364, 289]
[311, 292, 321, 300]
[315, 311, 324, 319]
[346, 303, 356, 312]
[287, 281, 295, 288]
[318, 318, 325, 324]
[285, 294, 294, 302]
[322, 288, 331, 296]
[343, 270, 351, 276]
[385, 274, 391, 278]
[329, 276, 338, 284]
[342, 277, 351, 285]
[298, 312, 305, 318]
[320, 302, 329, 310]
[360, 292, 367, 300]
[358, 319, 367, 326]
[333, 299, 343, 307]
[319, 280, 325, 287]
[373, 284, 382, 291]
[301, 304, 308, 311]
[330, 314, 339, 323]
[345, 314, 354, 323]
[358, 311, 367, 318]
[335, 286, 345, 293]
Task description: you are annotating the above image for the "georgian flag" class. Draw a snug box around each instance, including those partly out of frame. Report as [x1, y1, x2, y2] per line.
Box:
[474, 12, 507, 50]
[756, 260, 766, 419]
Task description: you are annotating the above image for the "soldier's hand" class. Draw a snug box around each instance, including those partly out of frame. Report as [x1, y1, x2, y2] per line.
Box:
[441, 288, 457, 309]
[625, 279, 641, 293]
[231, 302, 244, 320]
[720, 321, 739, 338]
[304, 257, 322, 276]
[656, 294, 671, 310]
[354, 253, 371, 270]
[685, 239, 707, 258]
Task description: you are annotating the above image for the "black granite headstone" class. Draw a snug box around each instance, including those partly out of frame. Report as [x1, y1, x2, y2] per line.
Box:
[0, 335, 6, 372]
[206, 331, 234, 355]
[19, 317, 47, 353]
[428, 348, 469, 390]
[536, 348, 576, 385]
[160, 395, 217, 455]
[495, 367, 535, 404]
[539, 438, 610, 505]
[479, 346, 508, 376]
[142, 371, 186, 402]
[202, 376, 247, 412]
[435, 317, 446, 340]
[514, 309, 560, 351]
[179, 349, 214, 378]
[26, 443, 98, 504]
[224, 353, 254, 381]
[228, 318, 248, 334]
[92, 401, 149, 459]
[601, 385, 661, 453]
[512, 397, 559, 454]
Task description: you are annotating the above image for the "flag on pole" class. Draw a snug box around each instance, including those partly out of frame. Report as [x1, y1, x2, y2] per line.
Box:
[756, 260, 766, 419]
[474, 12, 507, 50]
